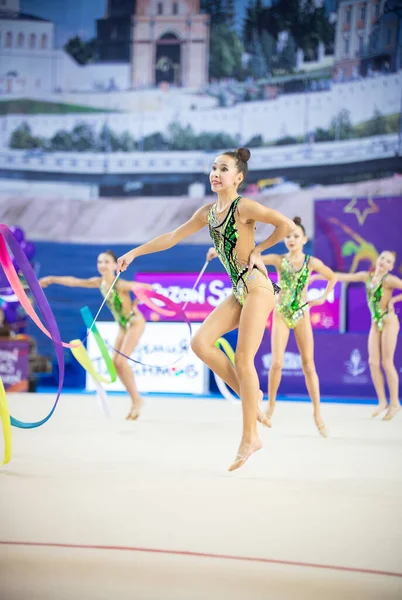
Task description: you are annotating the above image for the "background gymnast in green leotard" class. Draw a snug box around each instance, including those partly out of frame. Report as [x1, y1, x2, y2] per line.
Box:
[262, 216, 336, 437]
[314, 250, 402, 421]
[40, 250, 146, 420]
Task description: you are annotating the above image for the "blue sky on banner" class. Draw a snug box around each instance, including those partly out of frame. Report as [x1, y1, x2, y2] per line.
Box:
[21, 0, 256, 48]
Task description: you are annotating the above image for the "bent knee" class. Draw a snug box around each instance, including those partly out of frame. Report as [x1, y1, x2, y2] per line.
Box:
[190, 334, 209, 358]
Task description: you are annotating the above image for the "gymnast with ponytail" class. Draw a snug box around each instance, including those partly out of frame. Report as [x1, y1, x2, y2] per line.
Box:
[39, 250, 147, 420]
[118, 148, 294, 471]
[261, 216, 337, 436]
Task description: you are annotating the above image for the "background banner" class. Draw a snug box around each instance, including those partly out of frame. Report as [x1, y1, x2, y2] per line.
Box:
[135, 272, 342, 330]
[314, 196, 402, 331]
[0, 339, 29, 392]
[252, 331, 402, 398]
[86, 322, 208, 395]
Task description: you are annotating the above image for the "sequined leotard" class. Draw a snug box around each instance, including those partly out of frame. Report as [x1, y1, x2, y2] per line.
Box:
[277, 255, 310, 329]
[208, 196, 279, 305]
[100, 281, 136, 330]
[366, 272, 388, 331]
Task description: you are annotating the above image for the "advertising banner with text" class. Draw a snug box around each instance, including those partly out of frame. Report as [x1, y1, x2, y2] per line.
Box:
[135, 272, 341, 330]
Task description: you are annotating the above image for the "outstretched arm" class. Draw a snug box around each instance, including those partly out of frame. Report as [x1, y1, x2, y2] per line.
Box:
[39, 276, 101, 289]
[307, 257, 337, 307]
[117, 280, 153, 293]
[386, 275, 402, 313]
[262, 253, 281, 269]
[310, 271, 368, 284]
[117, 205, 210, 272]
[118, 279, 153, 305]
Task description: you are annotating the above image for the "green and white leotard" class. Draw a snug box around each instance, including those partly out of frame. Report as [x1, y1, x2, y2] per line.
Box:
[208, 196, 280, 305]
[277, 255, 310, 329]
[366, 272, 388, 331]
[100, 281, 136, 330]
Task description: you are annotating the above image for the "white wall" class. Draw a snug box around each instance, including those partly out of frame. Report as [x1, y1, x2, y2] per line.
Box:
[0, 16, 130, 94]
[77, 63, 131, 92]
[0, 47, 131, 95]
[0, 18, 55, 94]
[0, 17, 54, 50]
[0, 134, 398, 173]
[1, 71, 399, 145]
[53, 55, 131, 93]
[0, 178, 98, 200]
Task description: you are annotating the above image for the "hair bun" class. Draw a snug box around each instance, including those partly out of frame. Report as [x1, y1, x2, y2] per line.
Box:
[235, 147, 251, 163]
[293, 216, 302, 226]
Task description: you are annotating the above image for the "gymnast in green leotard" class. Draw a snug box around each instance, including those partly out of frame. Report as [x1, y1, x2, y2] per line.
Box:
[317, 250, 402, 420]
[117, 147, 294, 472]
[39, 250, 146, 420]
[261, 216, 337, 437]
[208, 195, 280, 305]
[100, 279, 137, 330]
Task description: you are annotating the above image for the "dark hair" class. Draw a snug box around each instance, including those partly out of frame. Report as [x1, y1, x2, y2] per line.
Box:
[293, 216, 306, 235]
[104, 249, 117, 262]
[222, 147, 251, 188]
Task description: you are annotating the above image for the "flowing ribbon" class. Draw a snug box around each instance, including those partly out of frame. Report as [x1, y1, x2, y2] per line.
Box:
[0, 224, 208, 460]
[214, 337, 240, 403]
[107, 282, 193, 368]
[0, 230, 119, 351]
[0, 224, 65, 431]
[103, 264, 210, 368]
[0, 225, 119, 435]
[71, 307, 117, 384]
[0, 378, 12, 465]
[69, 308, 116, 417]
[92, 379, 112, 418]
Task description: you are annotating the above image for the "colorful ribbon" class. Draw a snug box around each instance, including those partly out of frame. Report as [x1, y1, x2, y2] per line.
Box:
[100, 263, 209, 369]
[214, 337, 240, 403]
[105, 282, 193, 368]
[69, 307, 116, 417]
[70, 307, 117, 384]
[0, 378, 12, 465]
[0, 224, 65, 430]
[0, 223, 208, 464]
[131, 282, 191, 321]
[0, 225, 114, 465]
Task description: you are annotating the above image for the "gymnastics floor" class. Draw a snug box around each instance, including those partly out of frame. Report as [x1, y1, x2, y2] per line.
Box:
[1, 392, 401, 600]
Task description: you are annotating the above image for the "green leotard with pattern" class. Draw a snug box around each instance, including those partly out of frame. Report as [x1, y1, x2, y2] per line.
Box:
[208, 196, 279, 305]
[366, 272, 388, 331]
[100, 281, 135, 330]
[277, 255, 310, 329]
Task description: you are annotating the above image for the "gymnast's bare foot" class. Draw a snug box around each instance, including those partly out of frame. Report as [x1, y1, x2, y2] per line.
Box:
[126, 398, 144, 420]
[372, 403, 388, 418]
[228, 437, 262, 472]
[382, 403, 401, 421]
[314, 413, 328, 438]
